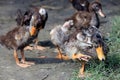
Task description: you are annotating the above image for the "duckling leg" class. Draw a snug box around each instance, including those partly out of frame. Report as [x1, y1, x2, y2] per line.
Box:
[96, 45, 105, 61]
[56, 46, 69, 60]
[20, 49, 35, 65]
[78, 61, 86, 78]
[13, 50, 31, 68]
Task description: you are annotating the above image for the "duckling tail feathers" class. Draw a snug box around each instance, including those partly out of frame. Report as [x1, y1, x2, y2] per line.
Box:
[0, 35, 12, 50]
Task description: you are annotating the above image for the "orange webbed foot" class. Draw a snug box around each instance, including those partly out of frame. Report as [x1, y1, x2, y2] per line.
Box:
[24, 46, 34, 51]
[16, 63, 31, 68]
[78, 72, 91, 78]
[21, 60, 35, 65]
[72, 53, 91, 62]
[34, 45, 46, 51]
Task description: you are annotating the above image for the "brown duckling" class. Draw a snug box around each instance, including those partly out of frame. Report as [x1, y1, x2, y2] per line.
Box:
[69, 0, 106, 28]
[15, 6, 48, 50]
[0, 8, 46, 68]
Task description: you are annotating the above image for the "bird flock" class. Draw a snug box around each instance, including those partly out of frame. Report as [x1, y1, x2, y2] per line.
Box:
[0, 0, 109, 78]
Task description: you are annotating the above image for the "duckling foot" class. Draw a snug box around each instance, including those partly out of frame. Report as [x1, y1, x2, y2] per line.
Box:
[16, 63, 31, 68]
[24, 46, 34, 51]
[78, 56, 91, 62]
[72, 53, 91, 61]
[78, 74, 85, 78]
[21, 60, 35, 65]
[34, 45, 46, 51]
[78, 73, 91, 78]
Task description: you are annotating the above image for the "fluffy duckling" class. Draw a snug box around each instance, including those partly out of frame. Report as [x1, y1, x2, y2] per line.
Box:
[0, 8, 46, 68]
[15, 6, 48, 50]
[62, 26, 107, 77]
[51, 11, 107, 77]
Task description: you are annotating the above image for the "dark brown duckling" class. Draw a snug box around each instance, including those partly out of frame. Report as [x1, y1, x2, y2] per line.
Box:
[69, 0, 106, 28]
[15, 6, 48, 50]
[0, 8, 45, 68]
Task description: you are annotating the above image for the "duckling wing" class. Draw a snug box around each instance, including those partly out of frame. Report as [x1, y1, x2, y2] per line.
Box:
[50, 25, 69, 46]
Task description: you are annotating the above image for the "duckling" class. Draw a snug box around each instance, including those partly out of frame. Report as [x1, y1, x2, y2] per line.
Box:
[15, 6, 48, 50]
[62, 26, 107, 77]
[0, 8, 46, 68]
[70, 0, 106, 28]
[55, 12, 107, 77]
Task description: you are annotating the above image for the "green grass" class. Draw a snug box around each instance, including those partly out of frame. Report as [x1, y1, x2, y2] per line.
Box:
[71, 16, 120, 80]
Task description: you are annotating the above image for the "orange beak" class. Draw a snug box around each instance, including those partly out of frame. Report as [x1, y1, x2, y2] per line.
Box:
[98, 9, 106, 18]
[96, 46, 105, 61]
[30, 26, 37, 36]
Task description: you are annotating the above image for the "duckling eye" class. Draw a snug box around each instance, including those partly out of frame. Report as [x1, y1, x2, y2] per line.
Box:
[84, 16, 87, 19]
[95, 6, 99, 10]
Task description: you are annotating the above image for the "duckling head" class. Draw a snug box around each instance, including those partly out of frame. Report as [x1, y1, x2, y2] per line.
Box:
[89, 1, 106, 18]
[92, 33, 106, 61]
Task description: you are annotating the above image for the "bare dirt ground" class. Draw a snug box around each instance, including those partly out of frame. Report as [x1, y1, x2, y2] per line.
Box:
[0, 0, 120, 80]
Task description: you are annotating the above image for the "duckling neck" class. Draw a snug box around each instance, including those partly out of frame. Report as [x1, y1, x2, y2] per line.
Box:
[90, 11, 100, 28]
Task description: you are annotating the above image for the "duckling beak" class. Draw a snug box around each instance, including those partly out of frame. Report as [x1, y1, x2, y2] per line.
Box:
[30, 26, 37, 36]
[96, 46, 106, 61]
[98, 9, 106, 18]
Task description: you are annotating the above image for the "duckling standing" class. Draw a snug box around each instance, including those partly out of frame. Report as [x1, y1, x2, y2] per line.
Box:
[15, 6, 48, 50]
[0, 8, 46, 68]
[61, 26, 107, 77]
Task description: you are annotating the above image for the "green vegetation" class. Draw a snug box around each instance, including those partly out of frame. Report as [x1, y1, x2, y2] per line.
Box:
[71, 16, 120, 80]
